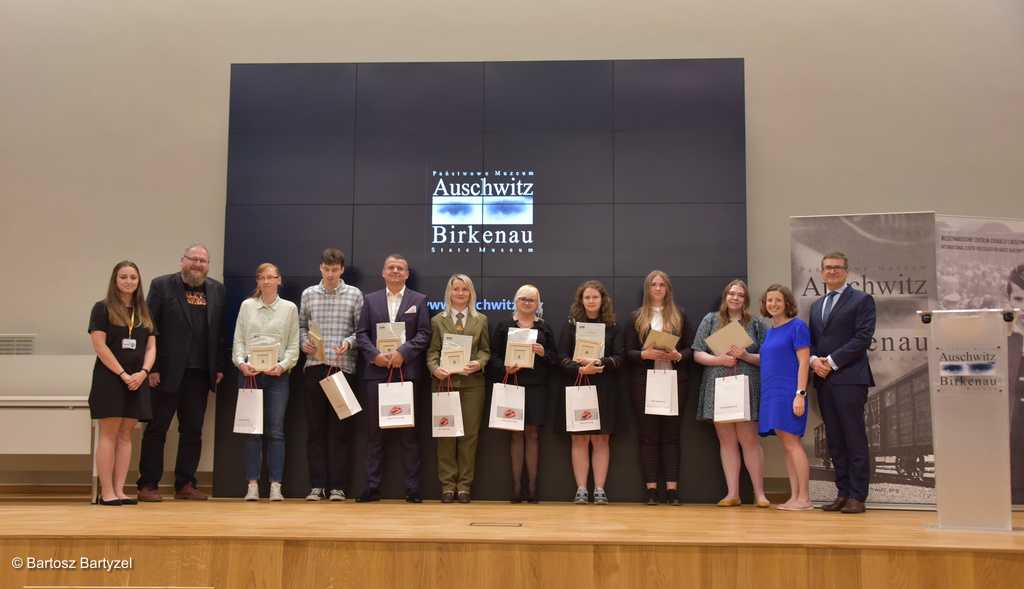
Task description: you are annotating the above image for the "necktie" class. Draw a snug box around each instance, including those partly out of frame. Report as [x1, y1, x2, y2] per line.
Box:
[822, 291, 838, 322]
[455, 312, 465, 333]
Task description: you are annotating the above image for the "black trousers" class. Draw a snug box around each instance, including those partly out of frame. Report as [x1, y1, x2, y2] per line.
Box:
[137, 368, 210, 491]
[304, 366, 355, 491]
[817, 381, 870, 501]
[362, 378, 421, 494]
[630, 388, 682, 483]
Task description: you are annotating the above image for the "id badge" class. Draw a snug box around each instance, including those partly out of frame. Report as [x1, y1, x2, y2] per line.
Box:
[121, 338, 137, 350]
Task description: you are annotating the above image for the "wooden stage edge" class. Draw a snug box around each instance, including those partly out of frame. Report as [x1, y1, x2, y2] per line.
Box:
[1, 502, 1023, 589]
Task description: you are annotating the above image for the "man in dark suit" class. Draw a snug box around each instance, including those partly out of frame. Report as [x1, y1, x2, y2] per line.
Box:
[137, 244, 225, 501]
[354, 254, 431, 503]
[809, 251, 876, 514]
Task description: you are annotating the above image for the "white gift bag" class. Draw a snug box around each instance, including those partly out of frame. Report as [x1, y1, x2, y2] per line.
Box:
[378, 380, 416, 429]
[713, 374, 751, 423]
[234, 383, 263, 434]
[565, 384, 601, 432]
[644, 369, 679, 416]
[320, 369, 362, 420]
[431, 391, 464, 438]
[489, 382, 526, 432]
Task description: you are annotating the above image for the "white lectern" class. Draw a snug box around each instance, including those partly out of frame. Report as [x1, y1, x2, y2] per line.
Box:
[921, 308, 1017, 531]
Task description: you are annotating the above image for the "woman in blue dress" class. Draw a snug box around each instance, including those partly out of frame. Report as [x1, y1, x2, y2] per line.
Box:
[758, 284, 812, 511]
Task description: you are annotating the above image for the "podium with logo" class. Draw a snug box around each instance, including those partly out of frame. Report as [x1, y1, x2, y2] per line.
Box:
[921, 308, 1018, 531]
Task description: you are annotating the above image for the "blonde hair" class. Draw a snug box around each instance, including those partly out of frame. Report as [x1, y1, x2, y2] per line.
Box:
[633, 270, 683, 340]
[250, 263, 282, 299]
[717, 279, 752, 327]
[513, 284, 542, 320]
[443, 274, 478, 317]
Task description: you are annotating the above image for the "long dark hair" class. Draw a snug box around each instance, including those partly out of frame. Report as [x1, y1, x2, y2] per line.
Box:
[716, 279, 752, 328]
[104, 260, 153, 330]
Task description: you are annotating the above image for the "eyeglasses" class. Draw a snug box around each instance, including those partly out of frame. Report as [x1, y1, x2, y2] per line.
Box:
[822, 265, 847, 272]
[517, 298, 537, 304]
[184, 255, 210, 265]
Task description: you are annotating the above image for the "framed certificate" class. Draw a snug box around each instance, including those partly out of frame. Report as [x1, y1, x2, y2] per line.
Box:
[376, 322, 405, 354]
[573, 322, 605, 362]
[506, 341, 535, 369]
[441, 333, 473, 374]
[248, 343, 280, 372]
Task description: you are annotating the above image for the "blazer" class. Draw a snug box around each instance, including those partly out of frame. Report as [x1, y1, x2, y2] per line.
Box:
[623, 308, 695, 397]
[147, 272, 225, 392]
[355, 287, 431, 381]
[426, 310, 491, 390]
[809, 285, 876, 387]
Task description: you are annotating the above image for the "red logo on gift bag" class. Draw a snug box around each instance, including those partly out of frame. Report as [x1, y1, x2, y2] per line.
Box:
[580, 410, 592, 420]
[439, 416, 449, 426]
[503, 408, 517, 418]
[389, 405, 402, 416]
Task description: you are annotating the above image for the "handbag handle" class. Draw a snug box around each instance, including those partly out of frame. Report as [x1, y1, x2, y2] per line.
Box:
[386, 365, 406, 383]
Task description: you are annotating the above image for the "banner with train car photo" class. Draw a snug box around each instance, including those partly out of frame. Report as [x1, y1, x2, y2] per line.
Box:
[791, 213, 935, 506]
[791, 211, 1024, 507]
[933, 215, 1024, 505]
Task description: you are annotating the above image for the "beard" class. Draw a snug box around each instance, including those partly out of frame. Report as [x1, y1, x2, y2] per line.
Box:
[181, 268, 207, 287]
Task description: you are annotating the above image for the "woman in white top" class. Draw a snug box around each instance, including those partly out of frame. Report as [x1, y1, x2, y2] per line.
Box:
[232, 262, 299, 501]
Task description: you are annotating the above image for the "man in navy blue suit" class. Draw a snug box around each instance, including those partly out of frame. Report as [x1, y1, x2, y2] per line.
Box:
[809, 252, 876, 514]
[354, 254, 431, 503]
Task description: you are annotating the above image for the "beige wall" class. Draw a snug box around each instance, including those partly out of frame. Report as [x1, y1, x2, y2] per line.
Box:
[2, 1, 1022, 477]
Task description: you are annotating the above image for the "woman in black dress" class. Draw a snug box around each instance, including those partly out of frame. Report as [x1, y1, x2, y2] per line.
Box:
[558, 280, 625, 504]
[88, 261, 156, 505]
[487, 284, 559, 503]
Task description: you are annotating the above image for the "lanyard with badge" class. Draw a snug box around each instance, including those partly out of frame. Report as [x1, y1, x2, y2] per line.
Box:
[122, 307, 137, 350]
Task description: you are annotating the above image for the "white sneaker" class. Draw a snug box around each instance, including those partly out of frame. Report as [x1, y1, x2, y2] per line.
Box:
[244, 482, 259, 502]
[328, 489, 346, 502]
[306, 487, 324, 501]
[573, 487, 589, 504]
[269, 482, 284, 502]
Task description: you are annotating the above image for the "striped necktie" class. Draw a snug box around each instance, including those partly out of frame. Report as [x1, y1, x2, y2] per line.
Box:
[455, 312, 465, 333]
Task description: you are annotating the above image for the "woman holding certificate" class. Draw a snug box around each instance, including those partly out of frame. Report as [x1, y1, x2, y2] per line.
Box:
[692, 280, 770, 508]
[557, 280, 625, 505]
[487, 284, 559, 503]
[426, 274, 490, 503]
[624, 271, 693, 506]
[758, 284, 812, 511]
[232, 263, 300, 502]
[89, 261, 156, 505]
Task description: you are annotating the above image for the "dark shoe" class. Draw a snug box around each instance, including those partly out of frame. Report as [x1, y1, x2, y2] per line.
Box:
[356, 488, 382, 503]
[441, 491, 455, 504]
[118, 497, 138, 506]
[840, 498, 866, 514]
[405, 491, 423, 503]
[174, 482, 209, 500]
[645, 488, 659, 506]
[137, 486, 162, 502]
[510, 491, 523, 504]
[821, 496, 848, 512]
[666, 489, 681, 506]
[526, 491, 539, 504]
[96, 496, 122, 506]
[457, 491, 471, 504]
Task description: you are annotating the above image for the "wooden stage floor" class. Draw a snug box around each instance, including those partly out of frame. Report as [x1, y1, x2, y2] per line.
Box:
[1, 500, 1022, 588]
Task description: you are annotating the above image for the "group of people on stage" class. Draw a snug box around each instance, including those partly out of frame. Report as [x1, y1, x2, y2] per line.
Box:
[88, 244, 876, 514]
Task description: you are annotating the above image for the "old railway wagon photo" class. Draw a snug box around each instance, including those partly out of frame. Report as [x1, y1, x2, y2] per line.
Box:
[814, 364, 933, 486]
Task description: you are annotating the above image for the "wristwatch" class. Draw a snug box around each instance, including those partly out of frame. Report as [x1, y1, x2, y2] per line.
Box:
[795, 389, 807, 397]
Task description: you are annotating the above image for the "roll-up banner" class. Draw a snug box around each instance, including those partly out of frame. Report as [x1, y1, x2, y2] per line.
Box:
[791, 212, 1024, 507]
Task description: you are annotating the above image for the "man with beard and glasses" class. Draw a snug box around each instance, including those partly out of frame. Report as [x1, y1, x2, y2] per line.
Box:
[137, 244, 225, 501]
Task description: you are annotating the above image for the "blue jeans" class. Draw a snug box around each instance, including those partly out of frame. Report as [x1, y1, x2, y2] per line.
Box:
[244, 372, 289, 482]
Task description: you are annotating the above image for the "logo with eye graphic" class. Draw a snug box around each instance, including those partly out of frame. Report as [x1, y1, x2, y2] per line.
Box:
[430, 170, 536, 254]
[939, 361, 996, 376]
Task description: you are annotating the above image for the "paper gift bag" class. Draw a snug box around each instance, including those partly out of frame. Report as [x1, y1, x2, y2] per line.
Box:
[431, 391, 464, 438]
[233, 386, 263, 434]
[644, 369, 679, 416]
[713, 374, 751, 423]
[488, 382, 526, 432]
[378, 380, 415, 429]
[320, 370, 362, 420]
[565, 384, 601, 432]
